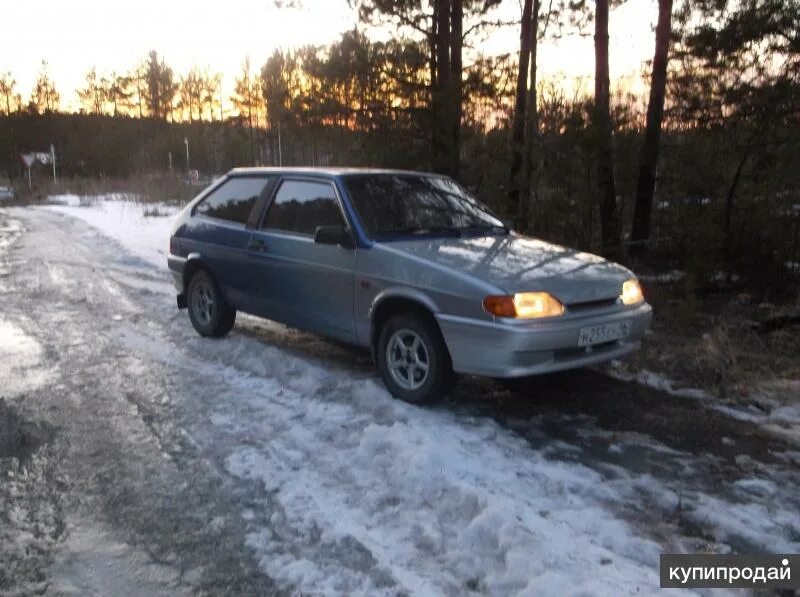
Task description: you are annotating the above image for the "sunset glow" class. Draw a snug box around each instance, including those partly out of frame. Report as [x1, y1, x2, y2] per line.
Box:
[1, 0, 658, 112]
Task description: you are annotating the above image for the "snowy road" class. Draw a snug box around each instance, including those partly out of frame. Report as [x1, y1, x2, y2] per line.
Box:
[1, 202, 799, 596]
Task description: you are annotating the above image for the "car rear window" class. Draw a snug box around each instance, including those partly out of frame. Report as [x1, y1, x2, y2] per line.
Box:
[262, 180, 344, 235]
[194, 177, 270, 224]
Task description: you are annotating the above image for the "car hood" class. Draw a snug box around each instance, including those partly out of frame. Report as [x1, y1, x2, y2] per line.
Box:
[382, 234, 633, 304]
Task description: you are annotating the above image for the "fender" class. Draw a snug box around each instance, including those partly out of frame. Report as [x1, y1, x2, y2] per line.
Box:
[369, 286, 441, 321]
[367, 287, 442, 360]
[180, 253, 236, 309]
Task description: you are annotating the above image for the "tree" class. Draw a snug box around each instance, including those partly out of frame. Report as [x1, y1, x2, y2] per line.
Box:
[671, 0, 799, 257]
[521, 0, 583, 227]
[179, 67, 205, 122]
[203, 72, 222, 121]
[233, 57, 263, 164]
[77, 67, 105, 115]
[507, 0, 534, 220]
[103, 72, 132, 117]
[0, 72, 17, 115]
[450, 0, 463, 177]
[350, 0, 502, 177]
[592, 0, 619, 255]
[29, 61, 60, 114]
[509, 0, 588, 227]
[630, 0, 673, 255]
[433, 0, 453, 174]
[129, 63, 148, 118]
[144, 51, 177, 120]
[261, 51, 296, 129]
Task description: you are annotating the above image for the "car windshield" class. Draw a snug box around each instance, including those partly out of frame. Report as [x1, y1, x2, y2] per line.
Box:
[343, 173, 506, 239]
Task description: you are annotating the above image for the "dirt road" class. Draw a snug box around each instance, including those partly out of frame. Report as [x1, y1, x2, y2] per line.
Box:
[1, 205, 797, 596]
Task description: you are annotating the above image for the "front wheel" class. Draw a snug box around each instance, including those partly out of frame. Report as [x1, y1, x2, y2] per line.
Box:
[376, 313, 454, 404]
[187, 269, 236, 337]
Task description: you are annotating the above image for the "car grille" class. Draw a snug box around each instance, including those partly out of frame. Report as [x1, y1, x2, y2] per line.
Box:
[566, 298, 619, 313]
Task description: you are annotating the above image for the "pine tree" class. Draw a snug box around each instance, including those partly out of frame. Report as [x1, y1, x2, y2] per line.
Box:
[29, 61, 60, 114]
[0, 72, 17, 115]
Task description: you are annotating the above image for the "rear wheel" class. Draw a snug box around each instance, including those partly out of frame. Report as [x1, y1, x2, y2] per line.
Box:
[187, 269, 236, 337]
[377, 313, 453, 404]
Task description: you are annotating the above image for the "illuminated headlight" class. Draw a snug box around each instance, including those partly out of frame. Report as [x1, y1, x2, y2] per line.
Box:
[483, 292, 565, 319]
[621, 279, 644, 305]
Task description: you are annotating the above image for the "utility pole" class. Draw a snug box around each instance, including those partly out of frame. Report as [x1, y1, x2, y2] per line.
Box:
[50, 144, 56, 184]
[184, 137, 190, 173]
[277, 121, 282, 167]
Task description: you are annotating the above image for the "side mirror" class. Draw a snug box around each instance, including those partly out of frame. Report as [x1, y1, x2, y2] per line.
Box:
[314, 225, 354, 249]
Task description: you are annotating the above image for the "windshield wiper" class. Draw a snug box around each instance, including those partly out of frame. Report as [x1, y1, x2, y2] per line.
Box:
[379, 226, 462, 238]
[459, 224, 509, 235]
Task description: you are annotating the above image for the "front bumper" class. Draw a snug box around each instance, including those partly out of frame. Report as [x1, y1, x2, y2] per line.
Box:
[436, 302, 652, 378]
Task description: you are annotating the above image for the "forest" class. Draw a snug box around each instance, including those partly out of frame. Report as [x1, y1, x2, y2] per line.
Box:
[0, 0, 798, 288]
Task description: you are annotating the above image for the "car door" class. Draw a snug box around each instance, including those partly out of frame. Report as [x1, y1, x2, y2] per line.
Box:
[246, 177, 357, 342]
[186, 175, 272, 310]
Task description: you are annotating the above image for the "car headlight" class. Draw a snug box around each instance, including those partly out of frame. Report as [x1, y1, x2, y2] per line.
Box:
[483, 292, 565, 319]
[621, 279, 644, 305]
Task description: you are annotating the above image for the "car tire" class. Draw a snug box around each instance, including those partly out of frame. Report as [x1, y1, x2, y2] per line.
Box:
[377, 313, 454, 404]
[187, 269, 236, 338]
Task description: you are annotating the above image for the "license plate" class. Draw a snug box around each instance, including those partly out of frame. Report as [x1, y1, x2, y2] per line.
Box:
[577, 321, 631, 347]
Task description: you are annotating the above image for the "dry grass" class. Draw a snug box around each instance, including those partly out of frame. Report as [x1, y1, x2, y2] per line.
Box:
[7, 174, 196, 205]
[142, 205, 171, 217]
[631, 282, 800, 401]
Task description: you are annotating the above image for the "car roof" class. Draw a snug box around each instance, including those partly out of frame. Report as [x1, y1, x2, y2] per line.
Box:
[227, 167, 445, 179]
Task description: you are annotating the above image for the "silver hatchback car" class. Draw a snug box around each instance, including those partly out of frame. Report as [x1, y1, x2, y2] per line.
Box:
[168, 168, 652, 403]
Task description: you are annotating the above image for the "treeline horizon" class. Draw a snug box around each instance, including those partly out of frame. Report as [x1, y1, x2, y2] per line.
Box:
[1, 0, 798, 286]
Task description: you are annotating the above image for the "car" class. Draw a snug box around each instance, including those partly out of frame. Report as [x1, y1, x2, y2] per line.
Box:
[168, 168, 652, 403]
[0, 186, 14, 201]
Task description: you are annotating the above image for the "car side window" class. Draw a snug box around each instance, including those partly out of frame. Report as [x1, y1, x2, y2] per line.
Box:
[194, 177, 270, 224]
[262, 180, 345, 235]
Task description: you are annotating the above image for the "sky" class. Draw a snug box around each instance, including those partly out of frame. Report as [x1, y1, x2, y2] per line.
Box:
[0, 0, 658, 112]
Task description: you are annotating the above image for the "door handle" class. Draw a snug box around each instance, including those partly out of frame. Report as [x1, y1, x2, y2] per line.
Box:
[248, 237, 267, 252]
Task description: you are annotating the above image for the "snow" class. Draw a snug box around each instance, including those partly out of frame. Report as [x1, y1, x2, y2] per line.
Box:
[0, 319, 55, 396]
[45, 196, 180, 269]
[607, 364, 710, 401]
[0, 219, 57, 394]
[224, 398, 666, 595]
[9, 195, 798, 595]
